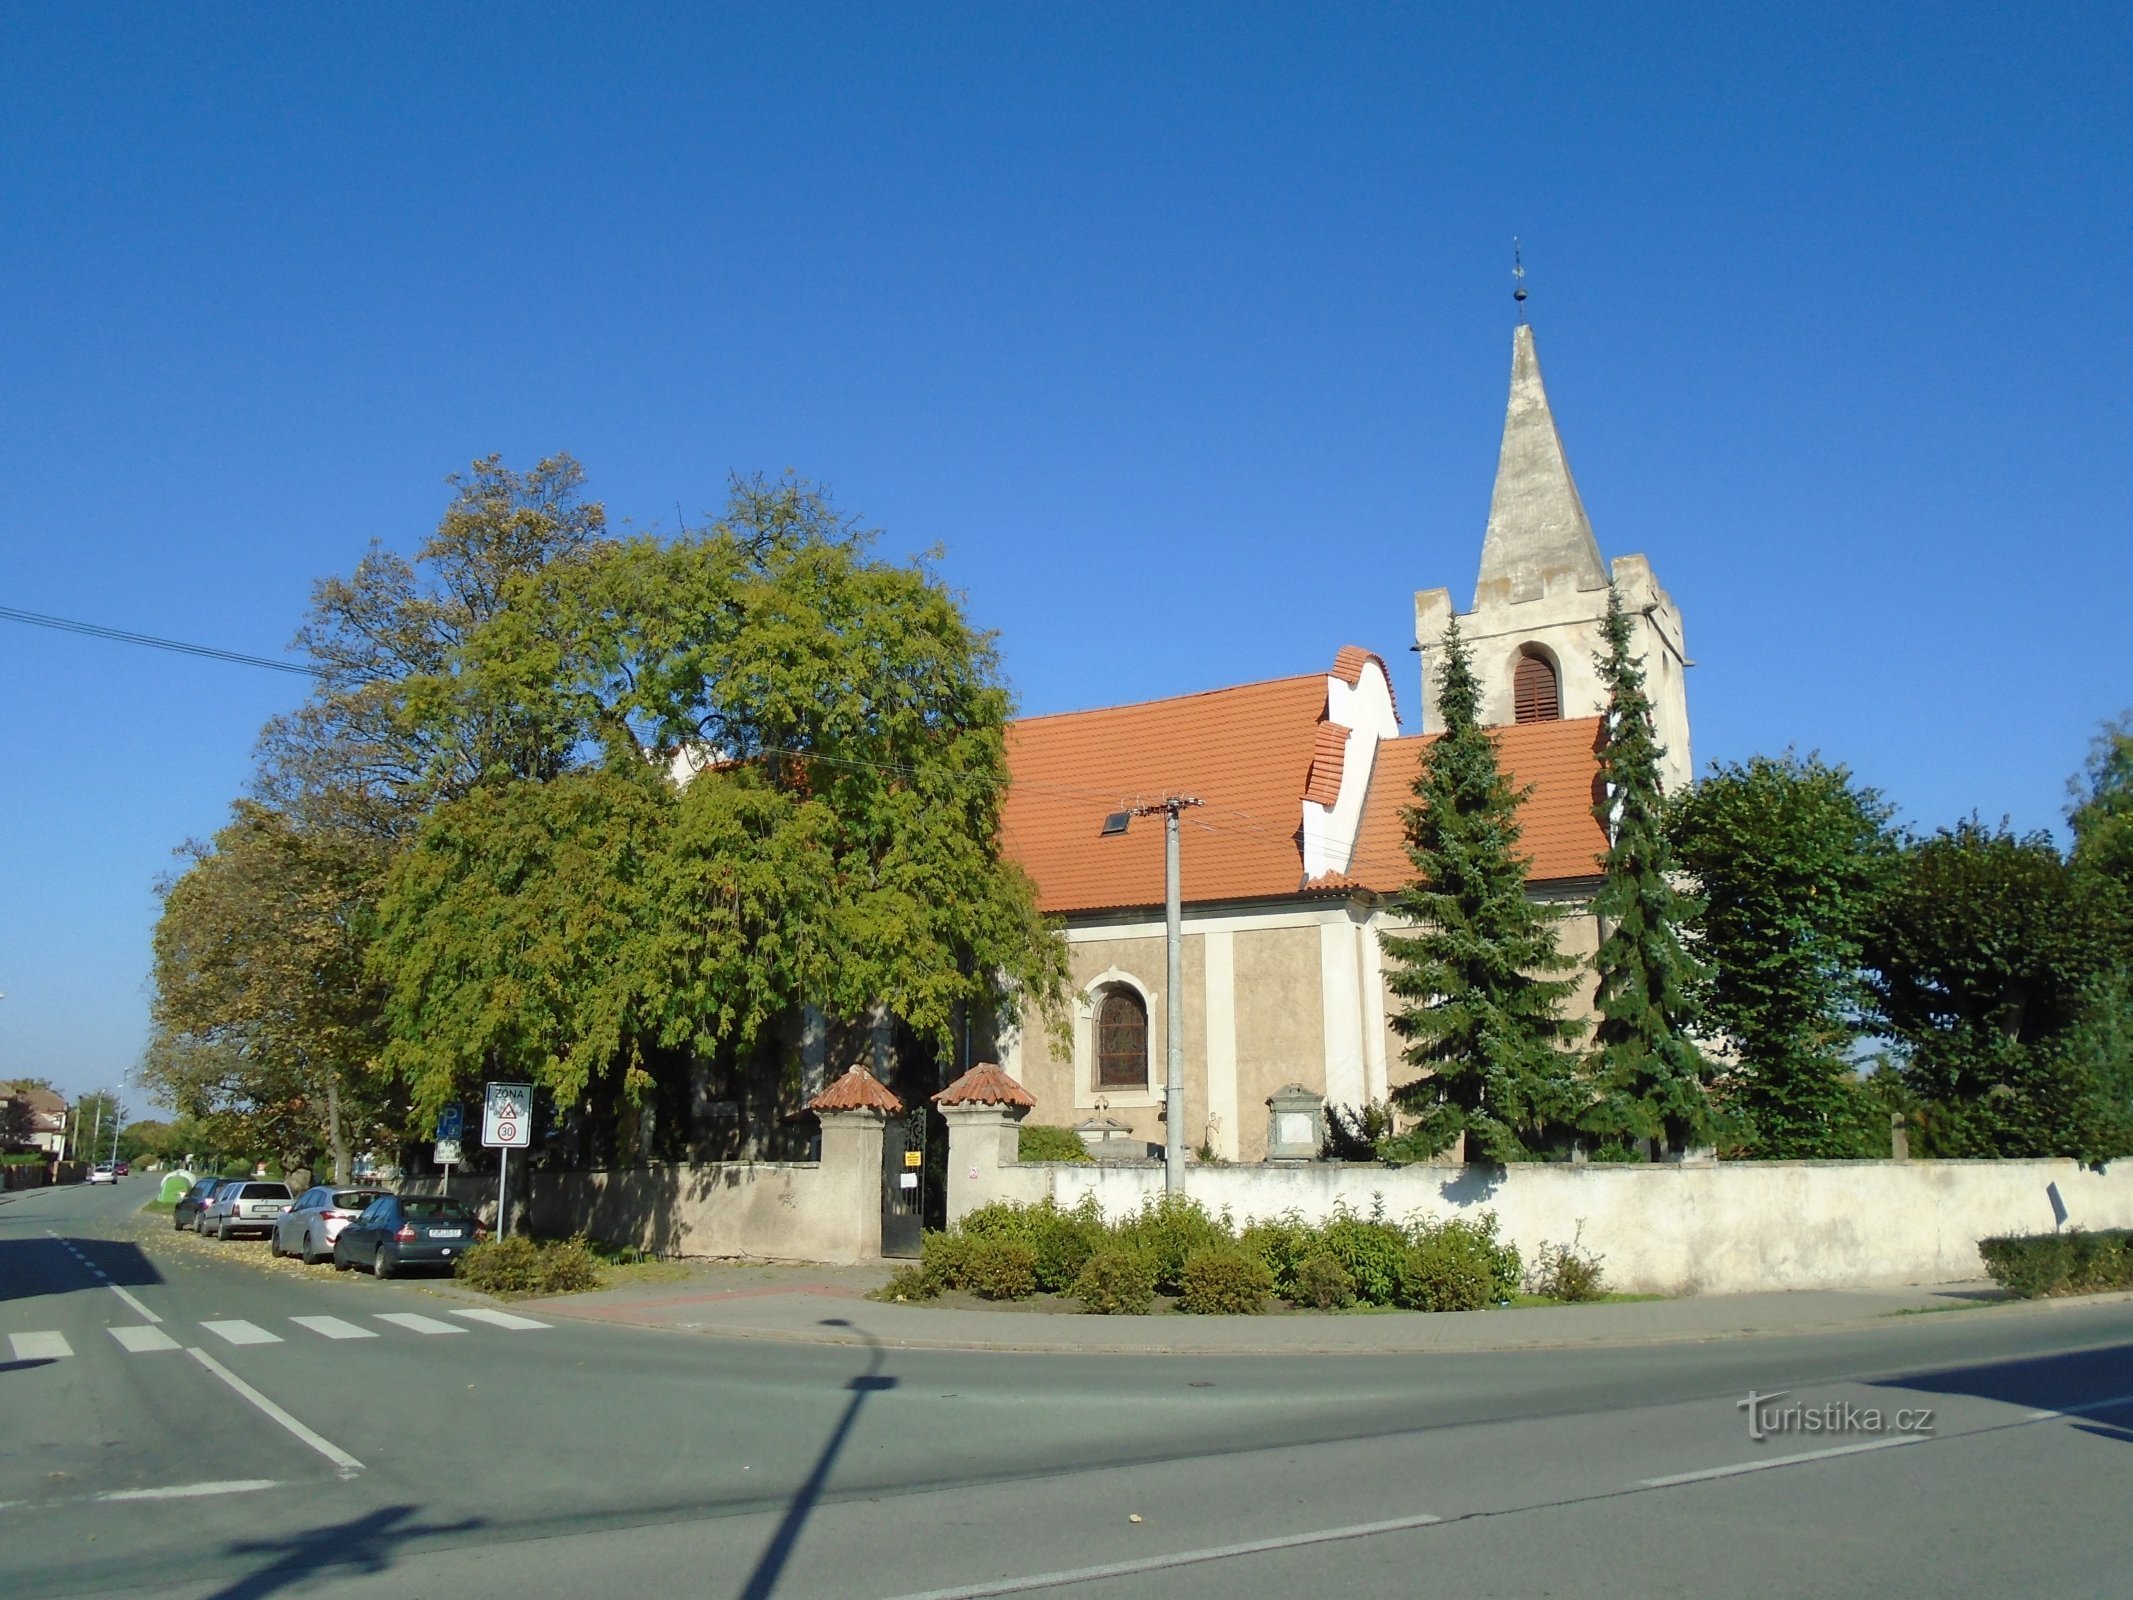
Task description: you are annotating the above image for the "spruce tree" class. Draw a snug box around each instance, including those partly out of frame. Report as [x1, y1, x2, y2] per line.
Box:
[1581, 585, 1712, 1157]
[1380, 616, 1584, 1163]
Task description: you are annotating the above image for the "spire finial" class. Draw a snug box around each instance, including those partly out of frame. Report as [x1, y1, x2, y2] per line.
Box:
[1512, 237, 1528, 323]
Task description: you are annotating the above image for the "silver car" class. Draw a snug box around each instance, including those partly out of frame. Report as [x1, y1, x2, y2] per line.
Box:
[270, 1185, 390, 1265]
[197, 1179, 293, 1241]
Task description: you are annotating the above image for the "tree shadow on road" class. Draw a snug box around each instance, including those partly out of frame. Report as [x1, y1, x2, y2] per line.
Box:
[1868, 1339, 2133, 1446]
[206, 1504, 486, 1600]
[737, 1317, 899, 1600]
[0, 1236, 166, 1305]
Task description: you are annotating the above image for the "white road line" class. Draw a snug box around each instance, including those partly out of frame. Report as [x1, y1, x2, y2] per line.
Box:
[372, 1312, 466, 1336]
[9, 1331, 73, 1361]
[2025, 1390, 2133, 1422]
[96, 1479, 281, 1502]
[200, 1320, 283, 1346]
[874, 1512, 1445, 1600]
[290, 1316, 377, 1341]
[1640, 1434, 1927, 1488]
[186, 1348, 364, 1478]
[107, 1285, 161, 1325]
[109, 1326, 181, 1354]
[451, 1308, 550, 1331]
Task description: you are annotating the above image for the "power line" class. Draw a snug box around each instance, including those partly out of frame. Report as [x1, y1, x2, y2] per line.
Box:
[0, 605, 326, 678]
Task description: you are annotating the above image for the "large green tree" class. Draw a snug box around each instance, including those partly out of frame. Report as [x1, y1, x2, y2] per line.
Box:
[1670, 753, 1897, 1157]
[2068, 712, 2133, 890]
[1865, 818, 2132, 1161]
[1380, 617, 1584, 1163]
[370, 477, 1067, 1141]
[1581, 586, 1713, 1156]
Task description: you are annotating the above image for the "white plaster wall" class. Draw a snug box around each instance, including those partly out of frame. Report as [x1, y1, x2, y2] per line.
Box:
[981, 1159, 2133, 1295]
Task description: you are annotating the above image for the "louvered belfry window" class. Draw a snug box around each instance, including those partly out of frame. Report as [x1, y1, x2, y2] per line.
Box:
[1513, 649, 1561, 724]
[1096, 988, 1149, 1089]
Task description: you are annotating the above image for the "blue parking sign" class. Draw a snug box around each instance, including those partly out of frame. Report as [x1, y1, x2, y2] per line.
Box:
[436, 1102, 464, 1142]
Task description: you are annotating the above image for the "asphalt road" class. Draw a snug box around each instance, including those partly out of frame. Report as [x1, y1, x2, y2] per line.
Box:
[5, 1179, 2130, 1600]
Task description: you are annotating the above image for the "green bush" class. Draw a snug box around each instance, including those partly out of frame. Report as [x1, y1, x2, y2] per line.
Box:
[1177, 1245, 1274, 1314]
[1072, 1246, 1158, 1315]
[1527, 1229, 1608, 1303]
[1317, 1209, 1412, 1306]
[875, 1264, 936, 1302]
[1979, 1229, 2133, 1298]
[1398, 1216, 1522, 1312]
[965, 1237, 1039, 1300]
[1017, 1124, 1093, 1163]
[959, 1195, 1107, 1291]
[1240, 1213, 1317, 1298]
[1117, 1193, 1234, 1293]
[919, 1230, 980, 1293]
[454, 1234, 604, 1297]
[1291, 1251, 1358, 1309]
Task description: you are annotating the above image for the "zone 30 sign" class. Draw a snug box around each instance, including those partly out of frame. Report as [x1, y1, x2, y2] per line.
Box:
[482, 1082, 534, 1149]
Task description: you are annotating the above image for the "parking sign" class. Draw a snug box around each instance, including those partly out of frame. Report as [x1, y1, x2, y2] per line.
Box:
[482, 1082, 533, 1149]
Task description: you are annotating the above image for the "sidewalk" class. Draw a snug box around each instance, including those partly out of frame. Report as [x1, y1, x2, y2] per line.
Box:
[509, 1259, 2132, 1355]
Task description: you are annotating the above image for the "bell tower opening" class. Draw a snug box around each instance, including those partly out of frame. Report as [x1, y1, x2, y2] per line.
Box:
[1512, 648, 1561, 724]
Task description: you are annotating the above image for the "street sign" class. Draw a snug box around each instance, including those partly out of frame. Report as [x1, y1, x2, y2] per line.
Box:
[433, 1138, 463, 1166]
[436, 1103, 465, 1142]
[482, 1082, 533, 1149]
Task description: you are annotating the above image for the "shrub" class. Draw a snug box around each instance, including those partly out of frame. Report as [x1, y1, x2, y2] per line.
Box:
[1322, 1101, 1395, 1162]
[1072, 1246, 1158, 1315]
[1979, 1229, 2133, 1298]
[956, 1196, 1106, 1291]
[1291, 1251, 1357, 1309]
[1178, 1245, 1274, 1314]
[1527, 1226, 1607, 1303]
[875, 1264, 936, 1302]
[965, 1237, 1039, 1300]
[1398, 1216, 1522, 1313]
[1317, 1209, 1412, 1306]
[1118, 1193, 1234, 1293]
[919, 1230, 980, 1294]
[1017, 1124, 1093, 1163]
[1240, 1213, 1317, 1298]
[454, 1234, 604, 1297]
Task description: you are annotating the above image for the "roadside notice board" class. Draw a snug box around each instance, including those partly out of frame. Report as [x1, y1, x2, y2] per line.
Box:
[482, 1082, 534, 1149]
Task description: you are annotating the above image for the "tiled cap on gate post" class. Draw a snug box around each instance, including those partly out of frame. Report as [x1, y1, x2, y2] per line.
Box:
[805, 1064, 904, 1116]
[931, 1063, 1036, 1112]
[933, 1064, 1034, 1228]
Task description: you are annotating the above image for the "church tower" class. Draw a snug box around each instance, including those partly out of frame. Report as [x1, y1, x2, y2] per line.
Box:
[1415, 323, 1692, 792]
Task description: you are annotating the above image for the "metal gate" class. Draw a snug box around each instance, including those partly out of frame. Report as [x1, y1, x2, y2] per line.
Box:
[881, 1105, 925, 1258]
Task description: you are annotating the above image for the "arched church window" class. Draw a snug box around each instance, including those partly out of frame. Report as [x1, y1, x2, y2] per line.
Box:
[1095, 987, 1149, 1089]
[1513, 649, 1561, 724]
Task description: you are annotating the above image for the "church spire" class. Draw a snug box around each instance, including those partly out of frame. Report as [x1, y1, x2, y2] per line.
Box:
[1473, 324, 1610, 608]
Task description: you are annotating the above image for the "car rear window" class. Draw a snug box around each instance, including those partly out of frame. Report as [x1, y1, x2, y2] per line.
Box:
[401, 1198, 475, 1222]
[240, 1183, 292, 1199]
[333, 1190, 385, 1209]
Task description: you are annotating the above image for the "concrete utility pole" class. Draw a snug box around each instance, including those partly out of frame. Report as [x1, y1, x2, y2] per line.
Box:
[1117, 795, 1201, 1194]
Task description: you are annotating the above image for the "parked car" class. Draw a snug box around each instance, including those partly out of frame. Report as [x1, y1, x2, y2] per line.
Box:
[86, 1163, 117, 1185]
[333, 1194, 486, 1278]
[173, 1176, 224, 1230]
[197, 1179, 294, 1240]
[271, 1186, 391, 1265]
[113, 1161, 130, 1177]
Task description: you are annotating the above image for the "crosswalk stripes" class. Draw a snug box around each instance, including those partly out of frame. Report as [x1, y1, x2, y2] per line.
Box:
[108, 1326, 181, 1353]
[289, 1316, 377, 1341]
[9, 1309, 551, 1358]
[9, 1331, 72, 1361]
[371, 1312, 467, 1336]
[200, 1320, 282, 1346]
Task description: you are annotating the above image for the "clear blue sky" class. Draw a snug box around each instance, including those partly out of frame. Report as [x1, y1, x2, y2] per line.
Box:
[2, 5, 2127, 1102]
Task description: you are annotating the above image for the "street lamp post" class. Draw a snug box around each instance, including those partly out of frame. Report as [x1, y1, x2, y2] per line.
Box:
[1102, 795, 1203, 1194]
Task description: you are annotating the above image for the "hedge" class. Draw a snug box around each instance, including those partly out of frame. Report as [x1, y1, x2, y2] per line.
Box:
[1977, 1229, 2133, 1298]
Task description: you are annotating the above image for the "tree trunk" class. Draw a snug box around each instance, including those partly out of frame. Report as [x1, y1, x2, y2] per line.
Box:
[326, 1072, 350, 1184]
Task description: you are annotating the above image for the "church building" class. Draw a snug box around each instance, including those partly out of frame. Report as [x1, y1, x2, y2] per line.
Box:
[993, 323, 1690, 1160]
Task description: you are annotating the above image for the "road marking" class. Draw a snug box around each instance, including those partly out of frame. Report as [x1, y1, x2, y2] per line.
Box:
[96, 1479, 281, 1502]
[109, 1326, 181, 1354]
[1639, 1434, 1927, 1488]
[372, 1312, 466, 1336]
[290, 1316, 377, 1341]
[107, 1285, 161, 1325]
[200, 1319, 283, 1346]
[9, 1332, 72, 1361]
[186, 1348, 363, 1477]
[451, 1308, 550, 1331]
[2025, 1390, 2133, 1421]
[873, 1512, 1445, 1600]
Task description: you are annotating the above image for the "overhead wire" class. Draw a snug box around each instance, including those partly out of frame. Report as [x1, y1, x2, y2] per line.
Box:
[0, 604, 326, 678]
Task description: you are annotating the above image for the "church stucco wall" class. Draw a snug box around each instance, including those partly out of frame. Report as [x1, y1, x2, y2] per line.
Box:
[1231, 924, 1325, 1161]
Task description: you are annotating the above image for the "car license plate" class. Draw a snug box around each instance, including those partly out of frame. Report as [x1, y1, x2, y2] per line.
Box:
[429, 1228, 463, 1239]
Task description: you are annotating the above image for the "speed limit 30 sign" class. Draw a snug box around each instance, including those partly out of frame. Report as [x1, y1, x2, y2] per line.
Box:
[482, 1082, 534, 1149]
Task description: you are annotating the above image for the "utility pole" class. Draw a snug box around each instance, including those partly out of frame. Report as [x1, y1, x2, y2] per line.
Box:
[1107, 795, 1203, 1194]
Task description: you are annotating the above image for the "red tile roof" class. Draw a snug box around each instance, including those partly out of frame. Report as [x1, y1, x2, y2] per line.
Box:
[1331, 645, 1400, 722]
[1346, 718, 1608, 891]
[1302, 722, 1348, 807]
[805, 1066, 903, 1114]
[933, 1064, 1038, 1109]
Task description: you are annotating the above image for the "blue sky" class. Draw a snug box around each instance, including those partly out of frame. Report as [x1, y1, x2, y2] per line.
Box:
[2, 4, 2127, 1101]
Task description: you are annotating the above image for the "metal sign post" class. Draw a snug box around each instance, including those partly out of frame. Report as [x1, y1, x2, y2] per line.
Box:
[480, 1083, 533, 1238]
[434, 1103, 464, 1199]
